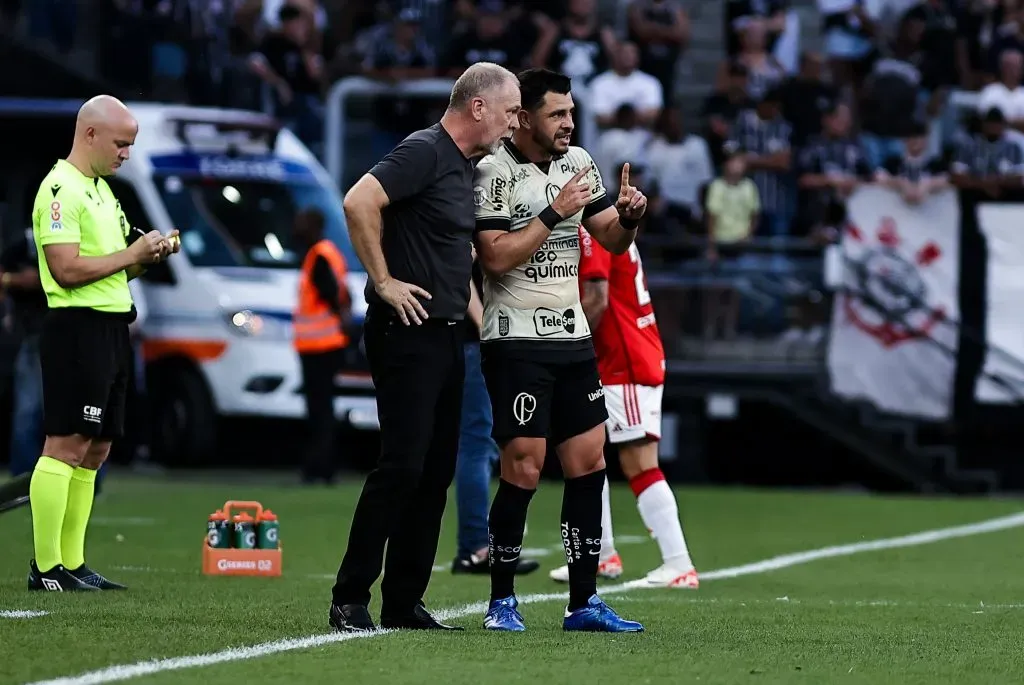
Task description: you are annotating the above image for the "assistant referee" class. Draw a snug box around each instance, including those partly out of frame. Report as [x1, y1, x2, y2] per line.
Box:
[26, 95, 178, 592]
[329, 62, 521, 632]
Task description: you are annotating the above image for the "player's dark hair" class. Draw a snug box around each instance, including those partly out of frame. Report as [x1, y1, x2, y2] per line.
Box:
[517, 68, 572, 112]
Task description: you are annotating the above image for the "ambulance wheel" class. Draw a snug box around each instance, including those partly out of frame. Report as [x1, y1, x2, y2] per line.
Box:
[149, 364, 217, 466]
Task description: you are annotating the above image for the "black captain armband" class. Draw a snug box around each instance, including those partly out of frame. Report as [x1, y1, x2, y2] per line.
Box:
[538, 205, 562, 231]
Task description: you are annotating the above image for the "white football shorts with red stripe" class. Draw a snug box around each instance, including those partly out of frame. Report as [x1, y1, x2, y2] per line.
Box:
[604, 384, 662, 444]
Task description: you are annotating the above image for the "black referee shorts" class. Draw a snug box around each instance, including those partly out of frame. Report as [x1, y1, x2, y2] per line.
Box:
[40, 307, 134, 440]
[483, 353, 608, 446]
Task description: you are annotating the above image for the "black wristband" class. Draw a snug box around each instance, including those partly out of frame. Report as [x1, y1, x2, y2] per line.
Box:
[619, 215, 639, 230]
[538, 205, 562, 231]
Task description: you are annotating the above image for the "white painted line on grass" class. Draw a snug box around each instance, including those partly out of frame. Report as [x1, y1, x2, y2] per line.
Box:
[1, 610, 48, 619]
[27, 510, 1024, 685]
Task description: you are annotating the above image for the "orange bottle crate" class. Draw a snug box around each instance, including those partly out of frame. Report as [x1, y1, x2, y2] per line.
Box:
[202, 500, 282, 577]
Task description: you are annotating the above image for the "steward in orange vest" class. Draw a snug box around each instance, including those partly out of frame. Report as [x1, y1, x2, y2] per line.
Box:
[293, 208, 350, 485]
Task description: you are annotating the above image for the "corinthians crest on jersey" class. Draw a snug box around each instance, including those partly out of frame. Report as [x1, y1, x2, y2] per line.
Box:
[473, 140, 613, 356]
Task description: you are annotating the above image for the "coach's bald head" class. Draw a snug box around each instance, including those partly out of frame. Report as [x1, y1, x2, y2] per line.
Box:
[445, 63, 520, 156]
[72, 95, 138, 177]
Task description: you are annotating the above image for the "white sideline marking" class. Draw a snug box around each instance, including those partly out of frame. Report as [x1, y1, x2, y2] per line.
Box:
[1, 610, 48, 619]
[27, 511, 1024, 685]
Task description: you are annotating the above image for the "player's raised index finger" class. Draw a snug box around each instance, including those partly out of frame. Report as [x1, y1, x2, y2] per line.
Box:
[621, 162, 630, 188]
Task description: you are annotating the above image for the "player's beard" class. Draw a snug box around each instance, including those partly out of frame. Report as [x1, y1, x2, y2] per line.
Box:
[537, 127, 571, 156]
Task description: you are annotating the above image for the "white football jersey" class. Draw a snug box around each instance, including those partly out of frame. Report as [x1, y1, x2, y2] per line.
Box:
[473, 140, 610, 354]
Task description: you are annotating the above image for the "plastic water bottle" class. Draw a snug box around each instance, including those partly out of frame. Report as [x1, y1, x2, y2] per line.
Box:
[232, 512, 257, 549]
[257, 509, 280, 550]
[207, 510, 231, 549]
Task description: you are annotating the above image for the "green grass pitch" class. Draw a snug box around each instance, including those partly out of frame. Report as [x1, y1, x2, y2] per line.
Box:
[2, 474, 1024, 685]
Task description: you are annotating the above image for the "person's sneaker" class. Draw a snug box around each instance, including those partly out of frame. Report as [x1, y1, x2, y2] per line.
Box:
[549, 553, 623, 582]
[452, 553, 540, 576]
[329, 602, 376, 632]
[68, 565, 127, 590]
[563, 594, 644, 633]
[483, 595, 526, 632]
[27, 560, 100, 592]
[642, 564, 699, 589]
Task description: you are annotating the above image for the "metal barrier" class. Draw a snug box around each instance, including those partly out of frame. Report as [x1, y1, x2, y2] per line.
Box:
[323, 76, 600, 192]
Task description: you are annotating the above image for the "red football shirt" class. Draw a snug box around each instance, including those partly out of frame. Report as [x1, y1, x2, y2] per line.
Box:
[578, 227, 666, 387]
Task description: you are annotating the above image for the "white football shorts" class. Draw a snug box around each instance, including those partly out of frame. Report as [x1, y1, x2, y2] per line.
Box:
[603, 384, 663, 444]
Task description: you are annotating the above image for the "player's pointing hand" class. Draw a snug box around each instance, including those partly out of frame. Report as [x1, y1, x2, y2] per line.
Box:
[550, 164, 593, 219]
[375, 276, 432, 326]
[616, 162, 647, 223]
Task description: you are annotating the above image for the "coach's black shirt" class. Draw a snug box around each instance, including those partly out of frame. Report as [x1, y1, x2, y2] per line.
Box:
[365, 123, 476, 320]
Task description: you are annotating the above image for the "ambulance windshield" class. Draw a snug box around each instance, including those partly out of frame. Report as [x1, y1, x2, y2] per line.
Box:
[156, 172, 363, 272]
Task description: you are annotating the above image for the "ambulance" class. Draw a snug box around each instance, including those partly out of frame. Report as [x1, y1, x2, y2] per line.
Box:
[0, 99, 378, 465]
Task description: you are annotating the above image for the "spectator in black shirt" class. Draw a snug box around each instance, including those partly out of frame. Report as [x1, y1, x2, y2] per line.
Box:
[859, 22, 925, 168]
[874, 120, 950, 204]
[986, 7, 1024, 78]
[2, 228, 46, 478]
[363, 7, 439, 168]
[778, 51, 838, 147]
[532, 0, 617, 86]
[626, 0, 690, 97]
[329, 63, 521, 634]
[443, 0, 528, 76]
[796, 102, 873, 240]
[725, 0, 787, 57]
[950, 107, 1024, 197]
[250, 3, 327, 149]
[702, 62, 753, 170]
[904, 0, 960, 89]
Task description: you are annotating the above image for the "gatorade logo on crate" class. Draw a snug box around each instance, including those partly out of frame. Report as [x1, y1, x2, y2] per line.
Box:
[202, 500, 282, 577]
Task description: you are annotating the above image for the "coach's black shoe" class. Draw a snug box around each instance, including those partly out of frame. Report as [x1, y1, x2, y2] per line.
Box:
[380, 603, 465, 631]
[68, 565, 127, 590]
[329, 602, 376, 632]
[27, 560, 99, 592]
[451, 553, 541, 576]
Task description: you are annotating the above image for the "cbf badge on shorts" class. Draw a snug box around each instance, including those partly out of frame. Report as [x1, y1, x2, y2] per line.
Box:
[513, 392, 536, 425]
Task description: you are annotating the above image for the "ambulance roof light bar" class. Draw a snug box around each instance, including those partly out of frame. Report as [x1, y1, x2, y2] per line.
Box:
[167, 109, 282, 151]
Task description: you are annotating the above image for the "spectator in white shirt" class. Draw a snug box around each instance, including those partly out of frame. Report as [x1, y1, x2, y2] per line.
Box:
[646, 107, 714, 233]
[978, 49, 1024, 127]
[589, 42, 664, 129]
[595, 105, 653, 194]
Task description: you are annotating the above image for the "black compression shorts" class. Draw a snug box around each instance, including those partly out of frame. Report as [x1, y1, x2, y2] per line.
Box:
[40, 307, 133, 440]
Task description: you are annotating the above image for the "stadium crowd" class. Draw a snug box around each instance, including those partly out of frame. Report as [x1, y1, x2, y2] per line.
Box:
[4, 0, 1024, 478]
[5, 0, 1023, 251]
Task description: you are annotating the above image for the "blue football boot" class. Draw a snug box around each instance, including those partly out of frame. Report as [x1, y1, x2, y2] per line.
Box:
[483, 595, 527, 632]
[563, 594, 644, 633]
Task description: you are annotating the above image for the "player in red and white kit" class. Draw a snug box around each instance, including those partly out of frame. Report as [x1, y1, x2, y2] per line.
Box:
[549, 226, 699, 588]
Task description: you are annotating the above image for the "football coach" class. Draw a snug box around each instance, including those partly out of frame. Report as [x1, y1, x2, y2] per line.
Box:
[329, 62, 521, 632]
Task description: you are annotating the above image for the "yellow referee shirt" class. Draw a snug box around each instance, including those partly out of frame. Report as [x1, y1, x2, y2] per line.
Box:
[31, 159, 133, 313]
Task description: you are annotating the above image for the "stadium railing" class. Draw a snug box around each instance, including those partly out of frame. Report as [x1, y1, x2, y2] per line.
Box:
[640, 236, 828, 371]
[323, 76, 601, 193]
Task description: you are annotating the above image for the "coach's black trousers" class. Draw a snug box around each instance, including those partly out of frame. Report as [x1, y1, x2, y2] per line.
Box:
[333, 306, 465, 614]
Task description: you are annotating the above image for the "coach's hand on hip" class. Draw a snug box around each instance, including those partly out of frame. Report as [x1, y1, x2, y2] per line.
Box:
[375, 276, 432, 326]
[615, 163, 647, 221]
[550, 164, 595, 219]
